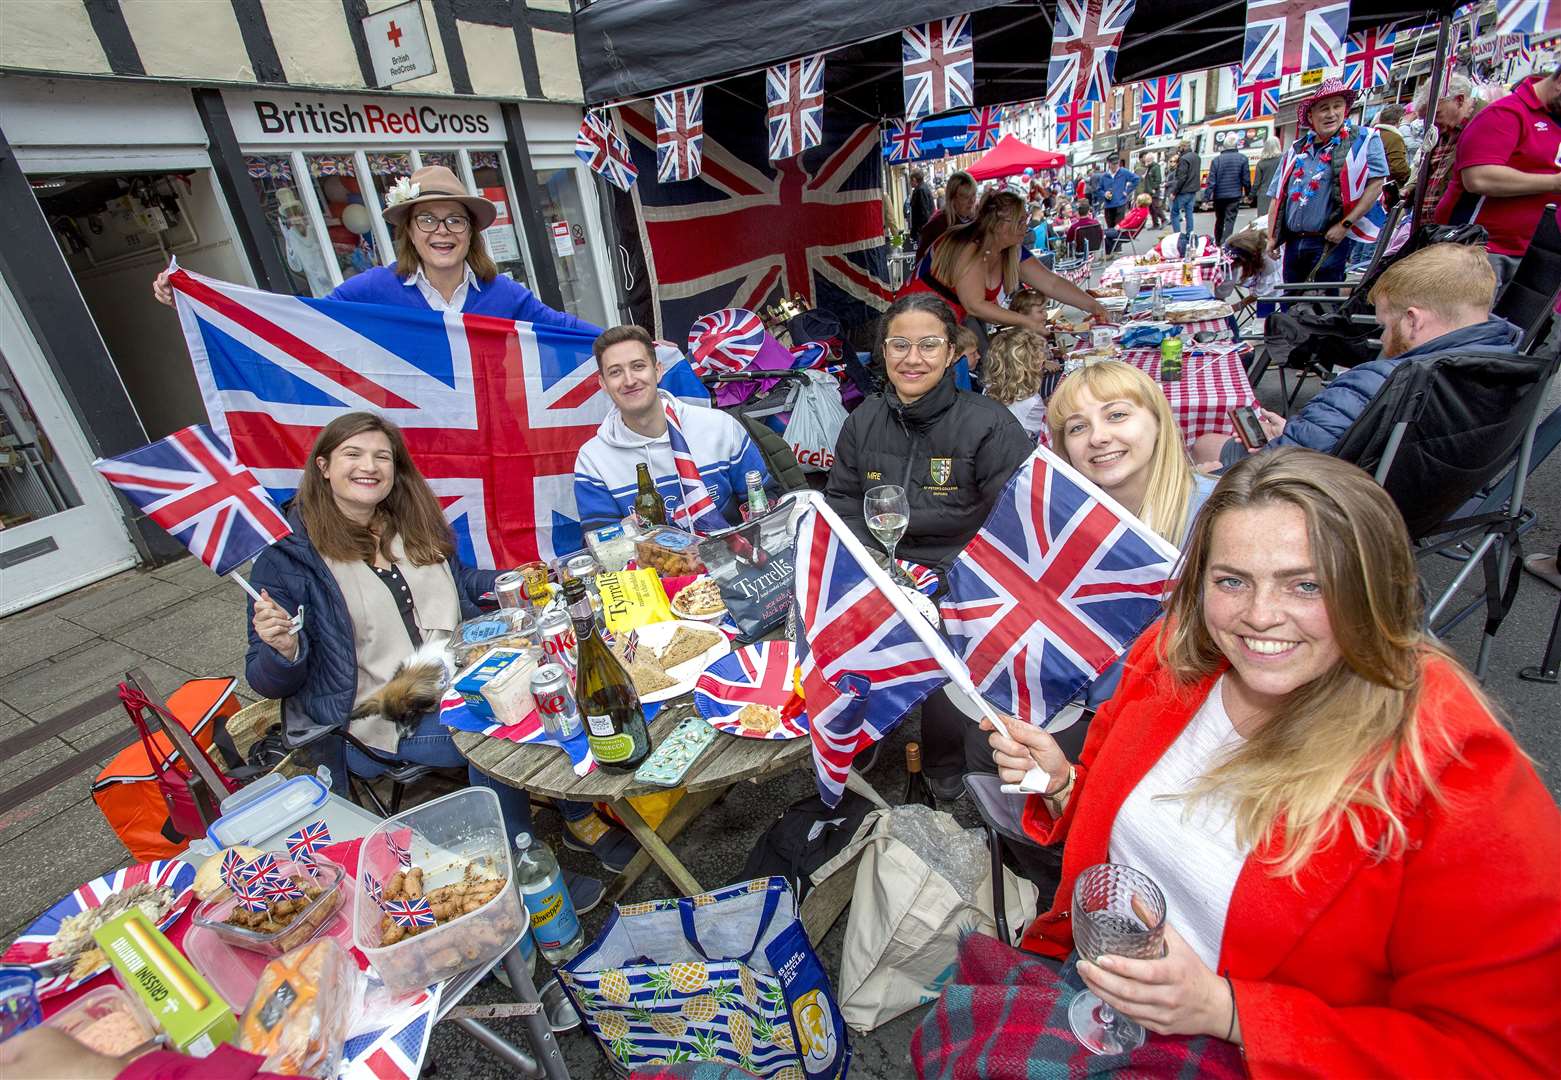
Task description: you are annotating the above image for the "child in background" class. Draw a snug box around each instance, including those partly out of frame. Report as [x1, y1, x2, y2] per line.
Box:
[1008, 288, 1066, 407]
[982, 327, 1056, 438]
[951, 324, 981, 391]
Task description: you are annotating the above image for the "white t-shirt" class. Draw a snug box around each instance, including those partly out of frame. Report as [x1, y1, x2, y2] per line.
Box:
[1005, 392, 1046, 438]
[1108, 676, 1249, 971]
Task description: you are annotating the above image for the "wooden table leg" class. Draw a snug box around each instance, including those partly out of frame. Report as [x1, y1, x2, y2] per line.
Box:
[605, 788, 720, 901]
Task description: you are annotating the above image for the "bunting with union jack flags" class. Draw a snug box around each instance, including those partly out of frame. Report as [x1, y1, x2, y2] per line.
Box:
[940, 445, 1181, 728]
[963, 106, 1004, 151]
[164, 265, 706, 567]
[886, 118, 924, 162]
[1235, 69, 1282, 120]
[766, 53, 825, 160]
[1343, 24, 1396, 91]
[575, 110, 639, 191]
[1241, 0, 1352, 80]
[1495, 0, 1561, 36]
[654, 87, 704, 182]
[1138, 75, 1182, 138]
[93, 424, 290, 577]
[1055, 99, 1094, 145]
[902, 16, 976, 120]
[1047, 0, 1138, 105]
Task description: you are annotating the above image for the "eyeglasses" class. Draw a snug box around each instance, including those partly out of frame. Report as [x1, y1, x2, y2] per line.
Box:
[884, 336, 949, 358]
[412, 211, 471, 234]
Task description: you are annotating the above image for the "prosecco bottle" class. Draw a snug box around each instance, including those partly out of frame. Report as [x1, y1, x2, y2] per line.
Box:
[634, 463, 668, 526]
[563, 578, 650, 771]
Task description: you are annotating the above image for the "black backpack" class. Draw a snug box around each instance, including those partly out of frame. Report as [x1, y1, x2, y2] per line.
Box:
[738, 790, 876, 903]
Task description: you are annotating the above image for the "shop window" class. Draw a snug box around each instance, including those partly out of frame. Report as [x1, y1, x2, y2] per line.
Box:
[244, 154, 334, 297]
[418, 149, 457, 171]
[468, 151, 531, 288]
[304, 154, 382, 283]
[534, 167, 609, 327]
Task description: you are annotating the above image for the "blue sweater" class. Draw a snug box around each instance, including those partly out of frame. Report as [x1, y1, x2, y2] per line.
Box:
[328, 266, 601, 334]
[1205, 149, 1252, 200]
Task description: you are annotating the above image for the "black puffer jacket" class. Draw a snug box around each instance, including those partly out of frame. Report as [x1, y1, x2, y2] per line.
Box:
[825, 371, 1035, 572]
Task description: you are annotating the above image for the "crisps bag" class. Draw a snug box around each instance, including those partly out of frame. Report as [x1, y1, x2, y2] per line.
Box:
[92, 677, 241, 860]
[698, 500, 796, 643]
[560, 877, 850, 1079]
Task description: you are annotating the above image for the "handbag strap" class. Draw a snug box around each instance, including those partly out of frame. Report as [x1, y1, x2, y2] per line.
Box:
[120, 684, 174, 774]
[119, 675, 236, 796]
[678, 878, 785, 965]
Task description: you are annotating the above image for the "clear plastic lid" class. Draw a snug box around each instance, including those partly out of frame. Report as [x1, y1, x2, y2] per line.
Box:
[207, 773, 330, 849]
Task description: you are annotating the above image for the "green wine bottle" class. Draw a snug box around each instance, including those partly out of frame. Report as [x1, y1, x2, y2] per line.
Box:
[564, 578, 650, 771]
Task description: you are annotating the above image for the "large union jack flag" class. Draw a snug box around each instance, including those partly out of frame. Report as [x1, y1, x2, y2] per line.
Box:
[576, 111, 638, 191]
[1343, 24, 1396, 91]
[1242, 0, 1352, 80]
[1047, 0, 1138, 105]
[166, 266, 704, 567]
[1138, 75, 1182, 139]
[1235, 70, 1282, 120]
[963, 106, 1004, 152]
[902, 16, 975, 120]
[886, 118, 924, 162]
[939, 447, 1180, 728]
[1496, 0, 1561, 36]
[1055, 99, 1094, 145]
[93, 424, 290, 576]
[614, 93, 891, 345]
[794, 499, 947, 805]
[766, 54, 825, 160]
[654, 87, 704, 182]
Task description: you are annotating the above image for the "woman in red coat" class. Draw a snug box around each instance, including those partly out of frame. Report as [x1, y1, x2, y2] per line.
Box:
[986, 447, 1560, 1076]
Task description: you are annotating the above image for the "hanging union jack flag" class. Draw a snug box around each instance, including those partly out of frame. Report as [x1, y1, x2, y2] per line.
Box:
[902, 15, 975, 120]
[886, 118, 924, 162]
[1343, 24, 1397, 90]
[654, 86, 704, 182]
[1236, 70, 1283, 120]
[575, 110, 639, 191]
[963, 106, 1004, 151]
[93, 424, 290, 577]
[1055, 98, 1094, 145]
[1242, 0, 1352, 80]
[1139, 75, 1182, 138]
[766, 53, 826, 160]
[1496, 0, 1560, 36]
[164, 266, 706, 568]
[1047, 0, 1138, 105]
[940, 446, 1181, 728]
[794, 498, 948, 806]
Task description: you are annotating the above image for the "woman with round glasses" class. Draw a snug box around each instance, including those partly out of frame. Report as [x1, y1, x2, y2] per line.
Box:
[155, 165, 599, 331]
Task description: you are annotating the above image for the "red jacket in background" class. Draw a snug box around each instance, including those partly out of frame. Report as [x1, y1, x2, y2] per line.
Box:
[1020, 625, 1561, 1078]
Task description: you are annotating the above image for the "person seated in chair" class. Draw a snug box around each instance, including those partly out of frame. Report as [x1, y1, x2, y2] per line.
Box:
[1105, 194, 1154, 252]
[1064, 199, 1104, 254]
[983, 449, 1559, 1074]
[574, 325, 773, 531]
[247, 412, 629, 911]
[1193, 243, 1521, 469]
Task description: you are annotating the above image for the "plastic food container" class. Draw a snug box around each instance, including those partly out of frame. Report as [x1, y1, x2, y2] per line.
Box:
[206, 774, 330, 850]
[44, 985, 159, 1057]
[353, 787, 525, 995]
[191, 856, 345, 958]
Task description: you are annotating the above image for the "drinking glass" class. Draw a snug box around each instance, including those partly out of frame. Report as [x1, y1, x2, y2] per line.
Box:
[864, 484, 910, 583]
[1068, 863, 1167, 1055]
[1121, 271, 1141, 310]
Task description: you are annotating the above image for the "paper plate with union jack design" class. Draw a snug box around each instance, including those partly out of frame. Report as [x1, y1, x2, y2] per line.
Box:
[1, 859, 197, 998]
[693, 641, 809, 739]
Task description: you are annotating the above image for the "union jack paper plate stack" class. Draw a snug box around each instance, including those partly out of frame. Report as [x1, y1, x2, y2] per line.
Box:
[694, 641, 809, 740]
[1, 859, 197, 998]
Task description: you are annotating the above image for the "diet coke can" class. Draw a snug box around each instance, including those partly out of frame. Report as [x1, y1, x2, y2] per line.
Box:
[538, 607, 578, 674]
[529, 663, 581, 740]
[494, 570, 527, 610]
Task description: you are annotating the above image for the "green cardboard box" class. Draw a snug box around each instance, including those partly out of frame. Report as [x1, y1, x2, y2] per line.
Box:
[93, 908, 237, 1055]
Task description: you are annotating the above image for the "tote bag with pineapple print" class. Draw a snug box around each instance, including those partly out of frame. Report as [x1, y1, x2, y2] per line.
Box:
[558, 876, 850, 1078]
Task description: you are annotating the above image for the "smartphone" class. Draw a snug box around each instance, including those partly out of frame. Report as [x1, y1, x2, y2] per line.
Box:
[1229, 405, 1268, 450]
[634, 713, 718, 787]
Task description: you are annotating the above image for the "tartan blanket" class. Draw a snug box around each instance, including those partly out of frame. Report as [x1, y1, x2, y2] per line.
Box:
[911, 934, 1246, 1079]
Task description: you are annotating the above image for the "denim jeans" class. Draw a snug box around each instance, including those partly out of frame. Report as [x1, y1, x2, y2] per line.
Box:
[1281, 235, 1350, 284]
[1171, 193, 1196, 248]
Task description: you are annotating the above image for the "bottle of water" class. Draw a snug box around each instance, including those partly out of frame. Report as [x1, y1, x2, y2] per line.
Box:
[514, 832, 584, 964]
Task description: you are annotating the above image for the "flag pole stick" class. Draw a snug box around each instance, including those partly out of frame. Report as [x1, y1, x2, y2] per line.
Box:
[229, 571, 302, 636]
[801, 493, 1055, 793]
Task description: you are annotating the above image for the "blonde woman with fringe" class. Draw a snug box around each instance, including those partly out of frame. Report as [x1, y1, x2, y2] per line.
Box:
[899, 190, 1107, 331]
[982, 448, 1559, 1075]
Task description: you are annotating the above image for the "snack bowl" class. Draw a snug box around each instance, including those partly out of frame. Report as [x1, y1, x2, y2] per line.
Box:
[191, 857, 344, 958]
[669, 578, 727, 624]
[44, 984, 160, 1058]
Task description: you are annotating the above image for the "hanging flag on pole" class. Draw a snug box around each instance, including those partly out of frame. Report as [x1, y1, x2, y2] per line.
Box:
[1241, 0, 1353, 80]
[1055, 99, 1094, 145]
[1343, 24, 1397, 90]
[902, 16, 975, 119]
[886, 118, 925, 163]
[575, 111, 639, 191]
[765, 53, 825, 160]
[653, 87, 704, 182]
[963, 106, 1004, 151]
[1139, 75, 1182, 138]
[1236, 71, 1283, 120]
[1046, 0, 1139, 105]
[1495, 0, 1560, 36]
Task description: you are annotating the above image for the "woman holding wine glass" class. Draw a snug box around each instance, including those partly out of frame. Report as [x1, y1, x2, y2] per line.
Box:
[982, 448, 1559, 1073]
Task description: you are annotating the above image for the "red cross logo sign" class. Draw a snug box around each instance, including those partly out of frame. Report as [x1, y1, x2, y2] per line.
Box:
[386, 21, 403, 47]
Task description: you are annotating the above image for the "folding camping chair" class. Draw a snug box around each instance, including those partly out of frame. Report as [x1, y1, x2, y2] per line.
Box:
[1107, 215, 1148, 256]
[278, 697, 440, 816]
[1331, 344, 1561, 679]
[1053, 223, 1105, 286]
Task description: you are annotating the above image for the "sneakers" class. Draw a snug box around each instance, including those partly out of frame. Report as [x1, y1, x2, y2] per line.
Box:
[927, 774, 967, 802]
[564, 869, 605, 916]
[561, 813, 641, 875]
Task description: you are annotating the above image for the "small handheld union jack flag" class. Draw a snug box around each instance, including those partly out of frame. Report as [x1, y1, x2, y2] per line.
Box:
[260, 873, 305, 903]
[237, 853, 277, 884]
[386, 830, 413, 869]
[382, 898, 438, 928]
[575, 111, 638, 192]
[765, 54, 825, 161]
[363, 871, 384, 907]
[93, 424, 290, 577]
[285, 820, 332, 860]
[297, 853, 324, 881]
[654, 87, 704, 182]
[232, 877, 269, 914]
[220, 849, 246, 891]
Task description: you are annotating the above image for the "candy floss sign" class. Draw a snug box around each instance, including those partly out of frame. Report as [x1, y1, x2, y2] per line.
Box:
[225, 90, 501, 145]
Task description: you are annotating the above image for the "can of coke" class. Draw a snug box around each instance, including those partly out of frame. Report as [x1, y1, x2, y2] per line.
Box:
[538, 607, 578, 675]
[529, 663, 581, 740]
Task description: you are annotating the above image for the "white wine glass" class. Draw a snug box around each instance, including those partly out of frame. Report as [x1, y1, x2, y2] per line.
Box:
[864, 484, 910, 584]
[1068, 863, 1167, 1056]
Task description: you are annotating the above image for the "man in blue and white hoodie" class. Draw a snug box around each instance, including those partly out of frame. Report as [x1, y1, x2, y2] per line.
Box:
[574, 325, 772, 531]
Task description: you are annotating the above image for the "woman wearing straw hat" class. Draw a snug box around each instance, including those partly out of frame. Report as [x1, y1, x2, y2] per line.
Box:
[1263, 78, 1388, 285]
[156, 164, 600, 331]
